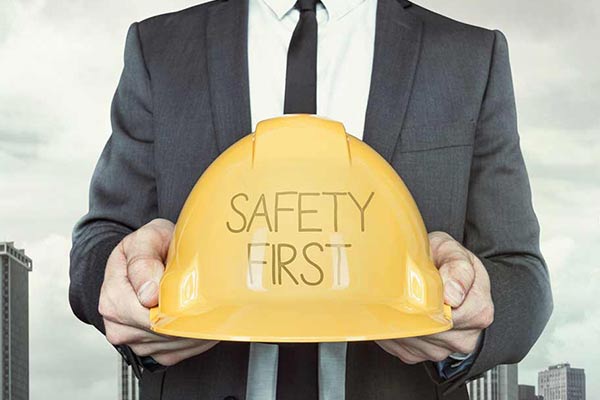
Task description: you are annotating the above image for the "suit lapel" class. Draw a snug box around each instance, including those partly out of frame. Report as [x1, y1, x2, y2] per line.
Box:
[206, 0, 252, 153]
[348, 1, 423, 394]
[362, 0, 423, 163]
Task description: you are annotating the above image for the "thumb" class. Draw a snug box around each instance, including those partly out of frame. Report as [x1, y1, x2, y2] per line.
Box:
[129, 257, 165, 308]
[123, 219, 174, 308]
[429, 231, 475, 308]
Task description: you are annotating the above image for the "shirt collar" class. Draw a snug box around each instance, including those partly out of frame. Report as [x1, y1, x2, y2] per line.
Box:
[262, 0, 368, 21]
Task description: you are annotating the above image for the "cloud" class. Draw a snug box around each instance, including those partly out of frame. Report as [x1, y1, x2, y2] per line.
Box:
[512, 172, 600, 393]
[0, 0, 198, 397]
[25, 235, 116, 400]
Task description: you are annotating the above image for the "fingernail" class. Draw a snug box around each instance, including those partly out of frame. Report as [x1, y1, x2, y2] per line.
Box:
[138, 281, 157, 304]
[444, 280, 465, 307]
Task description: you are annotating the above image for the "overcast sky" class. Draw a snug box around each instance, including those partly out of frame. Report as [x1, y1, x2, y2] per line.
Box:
[0, 0, 598, 398]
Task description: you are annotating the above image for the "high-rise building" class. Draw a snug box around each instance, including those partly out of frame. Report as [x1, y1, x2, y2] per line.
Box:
[538, 363, 585, 400]
[0, 242, 32, 400]
[468, 364, 519, 400]
[519, 384, 543, 400]
[119, 357, 139, 400]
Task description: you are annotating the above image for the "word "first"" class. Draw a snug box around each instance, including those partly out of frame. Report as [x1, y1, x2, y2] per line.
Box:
[226, 191, 375, 233]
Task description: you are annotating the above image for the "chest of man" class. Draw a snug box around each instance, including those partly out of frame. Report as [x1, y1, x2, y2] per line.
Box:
[146, 9, 480, 244]
[136, 1, 487, 398]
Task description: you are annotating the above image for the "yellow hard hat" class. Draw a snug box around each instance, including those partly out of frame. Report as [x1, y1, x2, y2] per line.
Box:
[150, 115, 452, 342]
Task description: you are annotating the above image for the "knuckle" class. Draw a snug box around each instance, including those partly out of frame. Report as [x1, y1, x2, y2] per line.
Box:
[452, 340, 475, 355]
[130, 344, 153, 357]
[446, 259, 474, 276]
[148, 218, 175, 234]
[126, 229, 158, 253]
[97, 300, 107, 318]
[440, 261, 474, 290]
[450, 261, 475, 283]
[430, 350, 451, 363]
[398, 355, 417, 364]
[128, 257, 156, 272]
[98, 289, 126, 324]
[106, 329, 126, 346]
[127, 257, 161, 283]
[98, 297, 115, 320]
[395, 349, 421, 365]
[154, 353, 180, 367]
[437, 237, 459, 255]
[405, 356, 423, 365]
[108, 241, 123, 260]
[136, 224, 157, 240]
[121, 232, 136, 248]
[477, 303, 495, 328]
[451, 259, 474, 273]
[429, 231, 452, 243]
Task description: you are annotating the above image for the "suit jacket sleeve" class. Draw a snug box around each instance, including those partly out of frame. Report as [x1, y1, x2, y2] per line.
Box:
[432, 30, 553, 394]
[69, 22, 157, 334]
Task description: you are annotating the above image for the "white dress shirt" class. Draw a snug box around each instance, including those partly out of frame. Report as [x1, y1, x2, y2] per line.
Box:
[246, 0, 377, 399]
[248, 0, 377, 139]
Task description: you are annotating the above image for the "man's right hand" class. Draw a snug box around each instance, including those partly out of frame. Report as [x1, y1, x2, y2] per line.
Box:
[99, 218, 219, 367]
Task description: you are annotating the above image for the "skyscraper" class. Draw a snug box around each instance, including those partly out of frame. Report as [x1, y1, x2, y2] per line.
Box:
[519, 384, 542, 400]
[0, 242, 32, 400]
[468, 364, 519, 400]
[119, 357, 139, 400]
[538, 363, 586, 400]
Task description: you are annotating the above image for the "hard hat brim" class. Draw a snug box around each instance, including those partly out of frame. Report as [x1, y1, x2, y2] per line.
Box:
[150, 302, 452, 343]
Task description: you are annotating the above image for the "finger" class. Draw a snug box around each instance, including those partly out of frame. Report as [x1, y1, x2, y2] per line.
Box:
[151, 341, 219, 367]
[103, 240, 128, 280]
[396, 337, 453, 363]
[123, 219, 174, 307]
[128, 257, 164, 308]
[99, 276, 154, 330]
[429, 231, 475, 267]
[429, 232, 476, 308]
[104, 319, 173, 346]
[419, 329, 482, 355]
[439, 259, 476, 308]
[131, 339, 218, 358]
[375, 340, 426, 365]
[445, 256, 493, 329]
[451, 287, 494, 331]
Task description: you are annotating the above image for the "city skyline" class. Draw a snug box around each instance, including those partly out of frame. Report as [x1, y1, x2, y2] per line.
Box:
[468, 364, 518, 400]
[518, 384, 542, 400]
[539, 363, 586, 400]
[468, 362, 587, 400]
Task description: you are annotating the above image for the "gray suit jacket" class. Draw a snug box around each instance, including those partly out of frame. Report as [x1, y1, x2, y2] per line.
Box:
[69, 0, 553, 399]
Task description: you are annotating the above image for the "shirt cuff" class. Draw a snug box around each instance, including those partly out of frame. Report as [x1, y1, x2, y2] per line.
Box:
[435, 334, 484, 380]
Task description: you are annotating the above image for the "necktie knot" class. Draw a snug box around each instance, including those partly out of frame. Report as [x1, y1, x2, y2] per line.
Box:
[285, 0, 318, 114]
[295, 0, 318, 12]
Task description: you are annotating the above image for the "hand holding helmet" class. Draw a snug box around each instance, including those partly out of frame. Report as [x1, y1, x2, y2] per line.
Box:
[98, 218, 218, 366]
[376, 231, 494, 363]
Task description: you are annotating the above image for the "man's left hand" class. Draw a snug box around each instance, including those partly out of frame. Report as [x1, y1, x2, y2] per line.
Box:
[376, 231, 494, 364]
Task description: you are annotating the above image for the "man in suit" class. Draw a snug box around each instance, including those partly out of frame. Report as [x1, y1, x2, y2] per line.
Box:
[69, 0, 553, 399]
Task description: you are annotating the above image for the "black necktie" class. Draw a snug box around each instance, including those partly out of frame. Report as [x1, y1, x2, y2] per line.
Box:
[284, 0, 319, 114]
[277, 2, 320, 397]
[276, 343, 319, 400]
